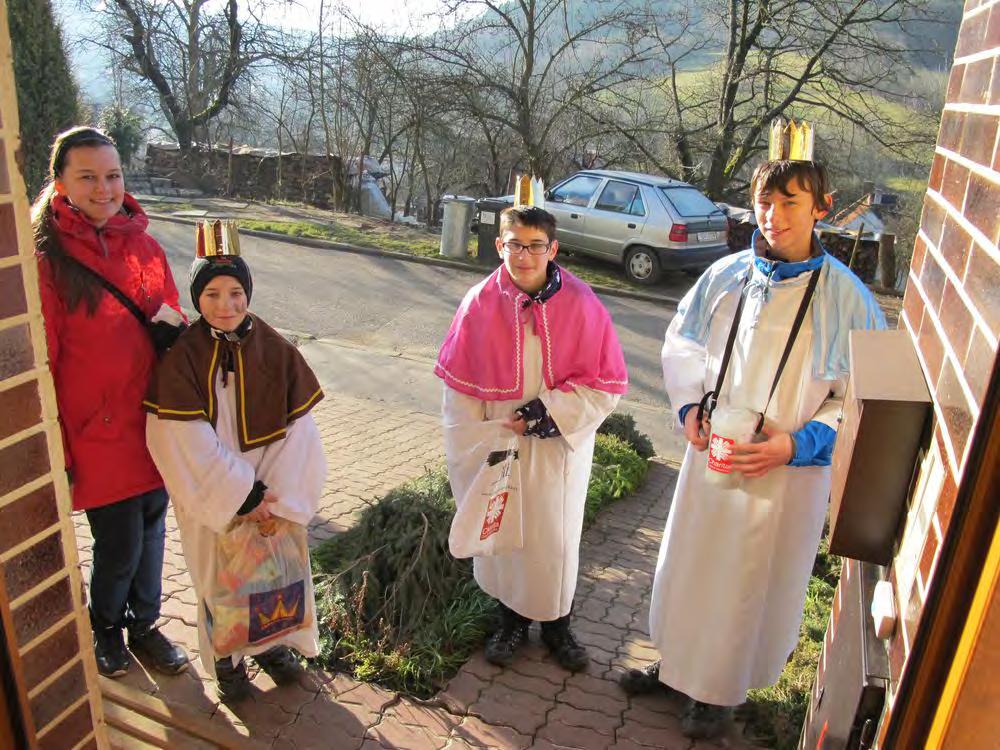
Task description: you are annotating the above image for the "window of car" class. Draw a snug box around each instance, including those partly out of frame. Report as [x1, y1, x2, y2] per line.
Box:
[549, 175, 602, 207]
[658, 186, 723, 218]
[595, 181, 645, 216]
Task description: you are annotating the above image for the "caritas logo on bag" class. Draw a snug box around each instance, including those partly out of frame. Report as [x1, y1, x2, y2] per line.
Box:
[707, 434, 735, 474]
[480, 492, 508, 540]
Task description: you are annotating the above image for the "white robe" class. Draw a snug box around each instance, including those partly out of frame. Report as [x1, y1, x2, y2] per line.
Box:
[146, 371, 326, 675]
[652, 272, 844, 707]
[443, 321, 620, 622]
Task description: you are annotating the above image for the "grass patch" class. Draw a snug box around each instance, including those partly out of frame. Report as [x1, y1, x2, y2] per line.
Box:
[313, 415, 652, 697]
[241, 218, 463, 259]
[740, 537, 841, 749]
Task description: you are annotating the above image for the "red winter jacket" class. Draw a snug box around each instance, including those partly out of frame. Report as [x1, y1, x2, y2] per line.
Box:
[37, 193, 184, 511]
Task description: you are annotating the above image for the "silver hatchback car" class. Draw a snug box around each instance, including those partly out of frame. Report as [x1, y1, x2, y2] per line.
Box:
[543, 170, 730, 284]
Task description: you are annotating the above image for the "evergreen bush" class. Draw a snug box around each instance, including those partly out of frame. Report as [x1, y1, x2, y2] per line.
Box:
[99, 105, 144, 168]
[597, 412, 655, 459]
[8, 0, 79, 198]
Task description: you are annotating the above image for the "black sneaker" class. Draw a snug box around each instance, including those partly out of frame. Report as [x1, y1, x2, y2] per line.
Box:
[128, 625, 189, 675]
[94, 627, 130, 678]
[254, 645, 302, 686]
[484, 620, 530, 666]
[619, 660, 669, 695]
[216, 658, 251, 704]
[681, 699, 731, 740]
[540, 622, 589, 672]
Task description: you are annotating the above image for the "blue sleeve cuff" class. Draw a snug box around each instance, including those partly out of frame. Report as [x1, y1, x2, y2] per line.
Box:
[677, 403, 697, 426]
[788, 421, 837, 467]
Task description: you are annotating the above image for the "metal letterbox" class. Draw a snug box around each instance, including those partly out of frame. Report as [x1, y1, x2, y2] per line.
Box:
[828, 329, 931, 564]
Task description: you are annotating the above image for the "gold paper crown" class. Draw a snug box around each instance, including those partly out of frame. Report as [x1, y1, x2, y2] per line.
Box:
[513, 174, 545, 208]
[257, 593, 300, 629]
[768, 118, 815, 162]
[196, 219, 242, 258]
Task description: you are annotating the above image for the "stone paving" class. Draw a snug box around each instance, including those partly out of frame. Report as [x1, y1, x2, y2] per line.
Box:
[74, 394, 764, 749]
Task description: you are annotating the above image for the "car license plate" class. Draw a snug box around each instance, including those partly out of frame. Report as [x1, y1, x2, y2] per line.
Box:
[698, 231, 720, 242]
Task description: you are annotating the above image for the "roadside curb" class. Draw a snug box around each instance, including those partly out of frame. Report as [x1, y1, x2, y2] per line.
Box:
[148, 212, 682, 306]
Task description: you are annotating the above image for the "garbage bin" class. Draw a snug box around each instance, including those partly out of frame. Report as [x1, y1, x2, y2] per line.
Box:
[440, 196, 477, 259]
[474, 197, 514, 266]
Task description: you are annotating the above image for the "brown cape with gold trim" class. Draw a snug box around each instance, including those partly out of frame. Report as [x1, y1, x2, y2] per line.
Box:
[144, 314, 323, 452]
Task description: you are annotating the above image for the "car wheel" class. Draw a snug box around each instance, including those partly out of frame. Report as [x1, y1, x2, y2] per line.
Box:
[624, 246, 662, 285]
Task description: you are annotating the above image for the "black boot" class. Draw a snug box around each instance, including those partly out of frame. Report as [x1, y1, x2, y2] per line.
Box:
[484, 604, 530, 666]
[619, 660, 670, 695]
[254, 645, 302, 685]
[681, 699, 731, 739]
[128, 625, 189, 675]
[540, 616, 589, 672]
[94, 627, 130, 678]
[216, 657, 251, 704]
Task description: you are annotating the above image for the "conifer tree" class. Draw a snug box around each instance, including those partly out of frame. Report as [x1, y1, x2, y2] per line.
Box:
[8, 0, 80, 198]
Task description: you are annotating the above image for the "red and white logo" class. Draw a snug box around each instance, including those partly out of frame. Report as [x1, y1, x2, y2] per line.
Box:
[707, 434, 735, 474]
[480, 492, 508, 540]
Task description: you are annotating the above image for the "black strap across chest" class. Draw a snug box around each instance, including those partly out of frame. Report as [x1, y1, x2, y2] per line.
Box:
[698, 265, 820, 433]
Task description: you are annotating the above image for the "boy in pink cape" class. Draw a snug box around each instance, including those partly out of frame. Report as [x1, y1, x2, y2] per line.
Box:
[436, 206, 628, 671]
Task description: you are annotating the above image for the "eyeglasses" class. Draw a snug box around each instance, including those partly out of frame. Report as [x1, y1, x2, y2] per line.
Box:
[501, 240, 551, 255]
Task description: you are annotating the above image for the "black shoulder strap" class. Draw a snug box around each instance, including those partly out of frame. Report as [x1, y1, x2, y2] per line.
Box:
[63, 255, 149, 329]
[698, 266, 820, 433]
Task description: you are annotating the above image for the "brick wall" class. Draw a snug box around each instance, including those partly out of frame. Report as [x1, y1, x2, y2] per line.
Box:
[876, 0, 1000, 741]
[0, 2, 107, 747]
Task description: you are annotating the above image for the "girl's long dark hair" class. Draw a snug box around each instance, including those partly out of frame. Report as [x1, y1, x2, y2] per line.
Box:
[32, 126, 119, 314]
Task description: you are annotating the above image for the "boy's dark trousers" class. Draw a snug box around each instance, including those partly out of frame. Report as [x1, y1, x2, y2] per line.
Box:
[85, 487, 168, 632]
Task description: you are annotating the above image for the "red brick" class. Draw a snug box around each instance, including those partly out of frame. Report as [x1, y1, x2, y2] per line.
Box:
[992, 57, 1000, 106]
[0, 378, 41, 442]
[0, 323, 34, 379]
[0, 264, 27, 319]
[947, 63, 966, 103]
[911, 234, 928, 276]
[0, 482, 58, 554]
[988, 4, 1000, 49]
[0, 203, 17, 258]
[959, 58, 994, 106]
[963, 325, 995, 405]
[920, 197, 946, 246]
[917, 308, 944, 384]
[889, 618, 906, 685]
[935, 463, 960, 535]
[20, 621, 81, 692]
[919, 246, 948, 310]
[938, 111, 966, 153]
[964, 172, 1000, 245]
[918, 528, 940, 587]
[936, 357, 974, 464]
[939, 217, 972, 278]
[29, 661, 86, 735]
[3, 530, 65, 600]
[0, 431, 50, 496]
[36, 700, 95, 750]
[901, 280, 922, 335]
[0, 142, 8, 196]
[940, 160, 970, 210]
[956, 13, 989, 58]
[964, 243, 1000, 337]
[960, 113, 999, 167]
[938, 281, 975, 357]
[12, 575, 72, 647]
[928, 153, 946, 193]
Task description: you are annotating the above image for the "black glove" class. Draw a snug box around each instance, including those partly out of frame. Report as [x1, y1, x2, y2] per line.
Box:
[515, 398, 561, 439]
[148, 320, 188, 355]
[237, 480, 268, 516]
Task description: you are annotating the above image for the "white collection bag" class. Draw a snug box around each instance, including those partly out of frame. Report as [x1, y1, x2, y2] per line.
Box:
[448, 425, 523, 558]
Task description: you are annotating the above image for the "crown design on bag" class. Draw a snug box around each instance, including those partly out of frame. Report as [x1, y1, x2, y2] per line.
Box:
[257, 593, 300, 629]
[513, 174, 545, 209]
[768, 117, 815, 162]
[196, 219, 242, 258]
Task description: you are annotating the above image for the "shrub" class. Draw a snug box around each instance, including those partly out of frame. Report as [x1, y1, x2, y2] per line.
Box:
[8, 0, 79, 198]
[585, 433, 649, 527]
[99, 105, 144, 168]
[597, 412, 655, 459]
[312, 470, 493, 697]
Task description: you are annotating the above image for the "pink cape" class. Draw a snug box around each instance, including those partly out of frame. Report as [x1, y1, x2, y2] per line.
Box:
[435, 265, 628, 401]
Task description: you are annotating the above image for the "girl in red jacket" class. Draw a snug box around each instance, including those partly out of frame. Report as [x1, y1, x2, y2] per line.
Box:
[34, 126, 189, 678]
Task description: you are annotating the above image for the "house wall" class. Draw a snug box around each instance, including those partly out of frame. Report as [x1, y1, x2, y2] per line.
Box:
[0, 1, 107, 747]
[871, 0, 1000, 742]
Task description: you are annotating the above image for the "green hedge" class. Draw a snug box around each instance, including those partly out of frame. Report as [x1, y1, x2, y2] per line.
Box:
[313, 427, 651, 697]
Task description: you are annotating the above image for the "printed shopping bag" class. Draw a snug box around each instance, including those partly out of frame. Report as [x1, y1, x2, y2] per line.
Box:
[205, 517, 316, 658]
[449, 432, 523, 558]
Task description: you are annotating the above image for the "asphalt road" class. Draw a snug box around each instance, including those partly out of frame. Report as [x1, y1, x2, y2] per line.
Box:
[151, 219, 690, 456]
